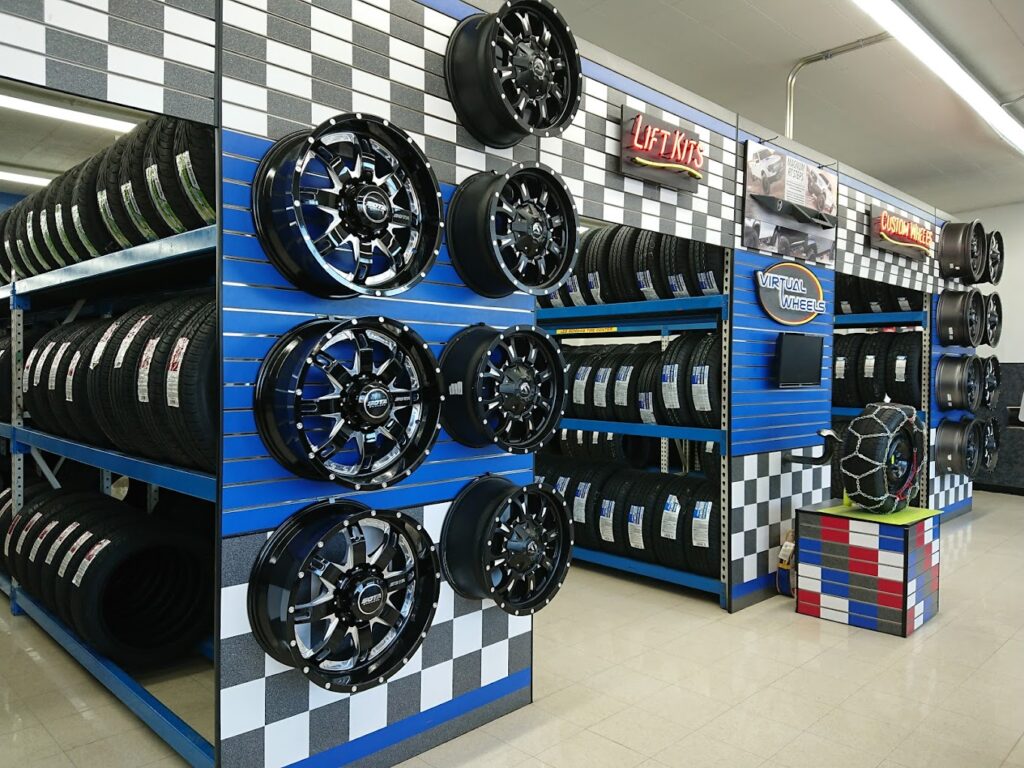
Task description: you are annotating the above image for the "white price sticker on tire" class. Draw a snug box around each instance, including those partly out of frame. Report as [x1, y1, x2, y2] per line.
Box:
[692, 501, 712, 548]
[691, 364, 711, 412]
[166, 336, 190, 408]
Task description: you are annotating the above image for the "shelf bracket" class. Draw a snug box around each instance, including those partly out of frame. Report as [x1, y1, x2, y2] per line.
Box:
[30, 448, 63, 489]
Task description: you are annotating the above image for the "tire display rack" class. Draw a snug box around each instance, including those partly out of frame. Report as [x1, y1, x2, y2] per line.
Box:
[1, 226, 217, 767]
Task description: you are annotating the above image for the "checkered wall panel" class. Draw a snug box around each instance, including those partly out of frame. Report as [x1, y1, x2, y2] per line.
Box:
[729, 449, 829, 589]
[218, 503, 532, 768]
[835, 183, 944, 293]
[0, 0, 216, 123]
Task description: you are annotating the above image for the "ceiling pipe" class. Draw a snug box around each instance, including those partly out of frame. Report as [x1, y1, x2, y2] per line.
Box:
[785, 32, 892, 139]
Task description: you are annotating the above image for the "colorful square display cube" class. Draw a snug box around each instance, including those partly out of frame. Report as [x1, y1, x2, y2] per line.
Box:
[795, 501, 940, 637]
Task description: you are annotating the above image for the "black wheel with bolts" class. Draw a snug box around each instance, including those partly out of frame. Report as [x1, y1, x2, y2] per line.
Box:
[440, 324, 566, 454]
[935, 418, 984, 477]
[938, 219, 986, 284]
[444, 0, 583, 148]
[447, 163, 578, 298]
[984, 231, 1004, 285]
[935, 355, 984, 413]
[252, 113, 443, 298]
[255, 317, 443, 489]
[443, 475, 572, 615]
[248, 499, 440, 692]
[936, 288, 985, 348]
[983, 292, 1001, 347]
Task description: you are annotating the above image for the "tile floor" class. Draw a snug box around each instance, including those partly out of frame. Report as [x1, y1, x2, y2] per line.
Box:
[1, 491, 1023, 768]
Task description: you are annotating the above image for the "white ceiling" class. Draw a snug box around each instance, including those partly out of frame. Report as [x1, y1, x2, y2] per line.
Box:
[479, 0, 1024, 213]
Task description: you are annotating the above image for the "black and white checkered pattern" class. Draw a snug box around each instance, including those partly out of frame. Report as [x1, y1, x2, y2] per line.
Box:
[217, 502, 532, 768]
[835, 184, 942, 293]
[0, 0, 216, 124]
[729, 449, 829, 586]
[928, 428, 972, 512]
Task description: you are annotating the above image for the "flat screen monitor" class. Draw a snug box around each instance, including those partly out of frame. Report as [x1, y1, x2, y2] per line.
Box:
[777, 333, 824, 388]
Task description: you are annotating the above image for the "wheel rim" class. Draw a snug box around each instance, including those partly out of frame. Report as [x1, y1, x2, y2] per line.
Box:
[987, 231, 1004, 284]
[441, 324, 566, 453]
[443, 476, 572, 615]
[248, 500, 439, 691]
[253, 114, 442, 298]
[255, 318, 442, 489]
[982, 356, 1000, 408]
[885, 431, 914, 493]
[985, 293, 1001, 346]
[965, 289, 984, 346]
[982, 419, 999, 471]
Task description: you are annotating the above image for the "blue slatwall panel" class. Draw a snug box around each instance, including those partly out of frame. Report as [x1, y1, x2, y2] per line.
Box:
[221, 130, 533, 536]
[729, 249, 834, 456]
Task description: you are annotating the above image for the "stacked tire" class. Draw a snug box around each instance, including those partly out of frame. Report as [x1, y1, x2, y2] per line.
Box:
[540, 225, 725, 307]
[832, 331, 921, 409]
[835, 272, 924, 314]
[536, 457, 720, 577]
[0, 116, 215, 283]
[563, 333, 722, 428]
[0, 486, 211, 668]
[22, 294, 216, 470]
[549, 429, 656, 468]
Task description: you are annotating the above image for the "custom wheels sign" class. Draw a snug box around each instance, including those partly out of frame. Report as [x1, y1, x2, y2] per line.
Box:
[755, 262, 827, 325]
[870, 204, 933, 260]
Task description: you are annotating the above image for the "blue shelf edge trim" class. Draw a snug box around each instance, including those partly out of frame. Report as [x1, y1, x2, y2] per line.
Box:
[11, 226, 216, 296]
[831, 407, 926, 420]
[11, 426, 215, 501]
[560, 418, 725, 446]
[10, 586, 213, 768]
[0, 422, 11, 439]
[834, 311, 925, 327]
[572, 547, 724, 597]
[537, 296, 727, 325]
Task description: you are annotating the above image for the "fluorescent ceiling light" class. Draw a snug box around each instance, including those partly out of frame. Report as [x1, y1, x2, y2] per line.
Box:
[850, 0, 1024, 156]
[0, 94, 136, 134]
[0, 170, 53, 187]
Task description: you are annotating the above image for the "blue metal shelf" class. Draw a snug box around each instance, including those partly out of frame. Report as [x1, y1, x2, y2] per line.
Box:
[560, 418, 726, 446]
[0, 422, 11, 439]
[12, 426, 215, 501]
[8, 585, 213, 767]
[834, 311, 924, 327]
[537, 295, 727, 335]
[572, 547, 724, 600]
[10, 226, 216, 297]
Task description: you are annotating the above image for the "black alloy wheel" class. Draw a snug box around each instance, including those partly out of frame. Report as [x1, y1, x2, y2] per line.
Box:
[442, 475, 572, 615]
[938, 219, 986, 284]
[981, 356, 1001, 410]
[447, 163, 579, 298]
[984, 231, 1004, 285]
[981, 418, 999, 472]
[935, 355, 984, 413]
[252, 113, 443, 298]
[255, 318, 443, 489]
[935, 418, 984, 478]
[983, 292, 1001, 347]
[248, 500, 440, 692]
[445, 0, 583, 148]
[936, 288, 985, 348]
[440, 324, 566, 454]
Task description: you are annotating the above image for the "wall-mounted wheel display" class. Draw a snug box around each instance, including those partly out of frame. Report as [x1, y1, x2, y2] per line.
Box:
[935, 354, 984, 413]
[442, 476, 572, 615]
[252, 113, 443, 299]
[445, 0, 583, 148]
[447, 163, 579, 298]
[936, 288, 985, 348]
[981, 418, 1000, 472]
[935, 418, 984, 477]
[938, 219, 986, 284]
[440, 324, 566, 453]
[255, 317, 443, 489]
[840, 403, 924, 514]
[982, 292, 1001, 347]
[248, 499, 440, 692]
[981, 356, 1001, 409]
[984, 231, 1004, 285]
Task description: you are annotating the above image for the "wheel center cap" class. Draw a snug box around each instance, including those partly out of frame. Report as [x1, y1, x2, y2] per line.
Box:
[531, 57, 547, 78]
[499, 366, 537, 415]
[506, 524, 542, 569]
[358, 386, 392, 425]
[355, 187, 391, 229]
[351, 578, 387, 620]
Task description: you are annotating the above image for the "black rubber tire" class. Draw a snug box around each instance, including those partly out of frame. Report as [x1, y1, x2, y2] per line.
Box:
[0, 210, 12, 283]
[51, 162, 92, 264]
[841, 403, 924, 513]
[580, 226, 619, 305]
[27, 190, 61, 273]
[651, 475, 697, 571]
[835, 272, 866, 315]
[63, 320, 116, 445]
[24, 326, 71, 434]
[660, 235, 697, 298]
[2, 488, 63, 578]
[696, 440, 720, 476]
[633, 229, 667, 300]
[572, 464, 617, 551]
[12, 491, 97, 594]
[164, 301, 217, 470]
[72, 151, 120, 257]
[832, 333, 867, 407]
[683, 481, 720, 577]
[45, 322, 102, 438]
[97, 136, 147, 248]
[686, 332, 722, 429]
[143, 115, 204, 233]
[567, 350, 603, 420]
[612, 352, 648, 422]
[659, 333, 702, 426]
[887, 283, 925, 313]
[855, 333, 891, 405]
[37, 501, 122, 612]
[635, 352, 667, 425]
[3, 201, 28, 279]
[692, 241, 725, 296]
[884, 333, 922, 408]
[607, 226, 643, 303]
[592, 469, 641, 555]
[15, 194, 47, 275]
[590, 351, 627, 421]
[173, 119, 217, 225]
[21, 493, 108, 599]
[37, 172, 75, 269]
[615, 472, 660, 563]
[553, 228, 596, 308]
[118, 117, 175, 242]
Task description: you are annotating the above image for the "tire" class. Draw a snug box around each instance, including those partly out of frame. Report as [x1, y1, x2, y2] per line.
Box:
[887, 283, 925, 312]
[884, 333, 922, 408]
[615, 472, 660, 563]
[564, 463, 613, 551]
[27, 190, 61, 273]
[660, 235, 697, 298]
[659, 333, 702, 426]
[591, 351, 627, 421]
[612, 352, 648, 422]
[633, 229, 667, 300]
[559, 228, 597, 308]
[97, 137, 147, 248]
[164, 301, 217, 470]
[862, 278, 888, 314]
[36, 501, 122, 612]
[173, 119, 217, 226]
[2, 488, 63, 578]
[24, 326, 71, 434]
[592, 469, 641, 555]
[692, 242, 725, 296]
[72, 151, 120, 257]
[841, 403, 924, 513]
[855, 333, 891, 406]
[21, 493, 108, 598]
[650, 475, 697, 570]
[568, 351, 604, 420]
[51, 162, 92, 264]
[636, 351, 668, 425]
[831, 333, 865, 407]
[4, 201, 28, 278]
[0, 210, 12, 284]
[12, 492, 96, 595]
[63, 320, 116, 445]
[686, 332, 722, 429]
[15, 194, 47, 275]
[607, 226, 643, 303]
[143, 115, 204, 233]
[45, 321, 102, 438]
[835, 272, 867, 315]
[580, 225, 619, 305]
[696, 440, 720, 476]
[683, 481, 720, 577]
[118, 117, 175, 243]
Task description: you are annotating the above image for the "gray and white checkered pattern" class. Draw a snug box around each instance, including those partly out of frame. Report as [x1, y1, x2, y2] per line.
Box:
[0, 0, 216, 124]
[928, 428, 972, 512]
[217, 502, 532, 768]
[835, 185, 943, 293]
[729, 449, 829, 586]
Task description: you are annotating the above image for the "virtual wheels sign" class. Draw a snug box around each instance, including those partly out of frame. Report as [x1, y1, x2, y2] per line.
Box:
[619, 107, 706, 194]
[755, 262, 827, 325]
[870, 204, 933, 260]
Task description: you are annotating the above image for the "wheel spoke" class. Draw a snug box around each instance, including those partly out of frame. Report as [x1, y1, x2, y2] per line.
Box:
[378, 602, 403, 628]
[300, 394, 342, 417]
[310, 618, 347, 661]
[352, 238, 375, 284]
[386, 568, 414, 593]
[318, 560, 345, 586]
[293, 592, 335, 624]
[359, 138, 377, 182]
[311, 351, 353, 389]
[371, 532, 398, 568]
[354, 624, 374, 661]
[353, 331, 375, 374]
[379, 167, 407, 199]
[347, 523, 368, 566]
